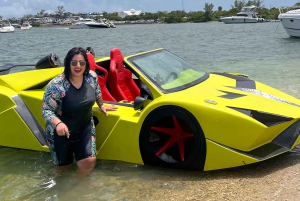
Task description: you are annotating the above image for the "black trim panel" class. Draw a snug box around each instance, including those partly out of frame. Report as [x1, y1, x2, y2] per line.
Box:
[218, 90, 246, 99]
[12, 95, 47, 145]
[247, 142, 289, 158]
[228, 107, 293, 127]
[273, 119, 300, 148]
[211, 72, 256, 89]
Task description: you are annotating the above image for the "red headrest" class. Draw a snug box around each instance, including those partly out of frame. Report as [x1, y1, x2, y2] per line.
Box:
[110, 48, 124, 72]
[87, 53, 96, 71]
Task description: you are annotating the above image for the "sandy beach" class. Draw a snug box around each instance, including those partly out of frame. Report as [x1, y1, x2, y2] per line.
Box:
[117, 149, 300, 201]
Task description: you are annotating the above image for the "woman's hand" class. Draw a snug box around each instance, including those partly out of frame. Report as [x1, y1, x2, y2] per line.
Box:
[100, 105, 118, 116]
[56, 122, 70, 138]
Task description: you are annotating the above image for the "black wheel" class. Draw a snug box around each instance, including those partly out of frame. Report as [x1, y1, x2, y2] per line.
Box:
[139, 106, 206, 170]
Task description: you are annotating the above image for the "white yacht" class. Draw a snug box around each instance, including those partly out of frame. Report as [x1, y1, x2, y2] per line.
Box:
[278, 6, 300, 37]
[69, 18, 110, 29]
[220, 5, 262, 24]
[0, 20, 15, 33]
[20, 21, 32, 30]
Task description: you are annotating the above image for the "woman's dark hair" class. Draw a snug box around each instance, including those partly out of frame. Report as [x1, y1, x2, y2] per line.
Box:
[63, 47, 90, 80]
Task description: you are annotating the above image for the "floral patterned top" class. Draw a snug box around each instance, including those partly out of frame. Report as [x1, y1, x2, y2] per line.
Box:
[41, 70, 101, 143]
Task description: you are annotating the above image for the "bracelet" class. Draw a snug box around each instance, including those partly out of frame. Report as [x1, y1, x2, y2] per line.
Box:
[55, 121, 62, 129]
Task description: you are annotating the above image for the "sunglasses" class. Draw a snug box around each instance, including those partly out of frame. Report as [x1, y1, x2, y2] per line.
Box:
[70, 60, 86, 66]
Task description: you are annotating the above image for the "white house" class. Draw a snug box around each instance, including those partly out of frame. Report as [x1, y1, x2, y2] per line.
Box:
[118, 9, 144, 18]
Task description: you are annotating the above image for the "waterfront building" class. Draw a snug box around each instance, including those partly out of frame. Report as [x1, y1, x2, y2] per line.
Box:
[118, 9, 144, 18]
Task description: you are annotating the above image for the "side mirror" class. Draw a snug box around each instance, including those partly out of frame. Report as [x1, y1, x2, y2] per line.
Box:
[134, 96, 147, 111]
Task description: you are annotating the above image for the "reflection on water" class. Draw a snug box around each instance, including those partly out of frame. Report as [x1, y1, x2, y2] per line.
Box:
[1, 22, 300, 200]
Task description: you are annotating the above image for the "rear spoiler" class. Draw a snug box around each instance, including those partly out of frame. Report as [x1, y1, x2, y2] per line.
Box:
[0, 63, 35, 75]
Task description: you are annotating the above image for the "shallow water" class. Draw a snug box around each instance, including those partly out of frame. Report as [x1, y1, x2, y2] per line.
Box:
[1, 22, 300, 200]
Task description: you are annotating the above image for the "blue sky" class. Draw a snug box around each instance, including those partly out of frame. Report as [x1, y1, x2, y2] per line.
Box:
[0, 0, 296, 19]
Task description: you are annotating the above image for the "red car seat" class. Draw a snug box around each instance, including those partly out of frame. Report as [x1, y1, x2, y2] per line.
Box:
[87, 53, 116, 102]
[108, 48, 140, 102]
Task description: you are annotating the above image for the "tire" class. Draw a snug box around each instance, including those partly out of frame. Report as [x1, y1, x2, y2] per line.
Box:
[139, 106, 206, 170]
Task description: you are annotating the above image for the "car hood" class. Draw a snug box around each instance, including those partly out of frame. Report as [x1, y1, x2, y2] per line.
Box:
[181, 72, 300, 119]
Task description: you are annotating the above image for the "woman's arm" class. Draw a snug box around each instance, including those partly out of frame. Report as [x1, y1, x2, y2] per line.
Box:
[90, 71, 117, 115]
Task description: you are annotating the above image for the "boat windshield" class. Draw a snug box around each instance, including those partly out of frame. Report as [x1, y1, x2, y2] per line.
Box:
[128, 49, 208, 93]
[237, 14, 248, 16]
[241, 6, 255, 12]
[0, 21, 10, 27]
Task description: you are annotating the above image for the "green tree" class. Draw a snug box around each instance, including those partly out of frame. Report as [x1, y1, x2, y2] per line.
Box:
[295, 2, 300, 6]
[245, 0, 264, 7]
[23, 14, 34, 19]
[165, 10, 186, 23]
[124, 15, 141, 21]
[56, 6, 65, 17]
[227, 7, 239, 16]
[156, 11, 168, 22]
[187, 11, 204, 22]
[254, 0, 264, 7]
[102, 12, 122, 21]
[231, 0, 245, 11]
[215, 6, 223, 19]
[37, 9, 45, 17]
[203, 3, 214, 21]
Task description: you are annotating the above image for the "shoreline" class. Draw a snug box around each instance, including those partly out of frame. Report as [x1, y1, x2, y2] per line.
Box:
[21, 20, 280, 29]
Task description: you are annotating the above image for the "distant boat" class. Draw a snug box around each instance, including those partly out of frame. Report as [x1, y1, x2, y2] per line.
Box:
[0, 20, 15, 33]
[12, 23, 21, 28]
[220, 5, 264, 24]
[278, 6, 300, 37]
[69, 18, 111, 29]
[21, 21, 32, 30]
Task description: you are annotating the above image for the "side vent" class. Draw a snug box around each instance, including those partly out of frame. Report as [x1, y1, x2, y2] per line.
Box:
[228, 107, 293, 127]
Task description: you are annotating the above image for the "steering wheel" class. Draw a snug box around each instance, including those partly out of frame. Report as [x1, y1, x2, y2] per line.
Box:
[164, 72, 178, 83]
[154, 73, 165, 84]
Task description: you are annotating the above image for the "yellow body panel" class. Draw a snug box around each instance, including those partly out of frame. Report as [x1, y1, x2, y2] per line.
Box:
[0, 108, 48, 151]
[92, 106, 143, 164]
[0, 86, 17, 113]
[0, 68, 63, 92]
[292, 135, 300, 149]
[204, 140, 259, 171]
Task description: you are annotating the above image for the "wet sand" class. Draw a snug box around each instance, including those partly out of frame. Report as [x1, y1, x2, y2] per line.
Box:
[111, 149, 300, 201]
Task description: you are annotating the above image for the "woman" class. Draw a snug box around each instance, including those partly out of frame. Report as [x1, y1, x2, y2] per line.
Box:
[41, 47, 117, 175]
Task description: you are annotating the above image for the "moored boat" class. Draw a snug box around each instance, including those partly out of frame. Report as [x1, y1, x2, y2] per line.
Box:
[0, 20, 15, 33]
[220, 5, 264, 24]
[69, 18, 111, 29]
[20, 21, 32, 30]
[278, 6, 300, 37]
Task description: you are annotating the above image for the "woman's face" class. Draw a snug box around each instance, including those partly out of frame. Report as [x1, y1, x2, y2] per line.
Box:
[70, 54, 86, 78]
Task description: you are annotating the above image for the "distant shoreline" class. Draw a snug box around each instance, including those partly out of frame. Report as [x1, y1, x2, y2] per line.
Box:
[23, 22, 158, 28]
[17, 20, 279, 29]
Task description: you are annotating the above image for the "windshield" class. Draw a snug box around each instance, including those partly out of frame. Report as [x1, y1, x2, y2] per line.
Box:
[128, 49, 207, 93]
[0, 21, 10, 27]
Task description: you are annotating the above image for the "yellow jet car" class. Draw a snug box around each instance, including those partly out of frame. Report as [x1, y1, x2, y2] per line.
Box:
[1, 47, 300, 171]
